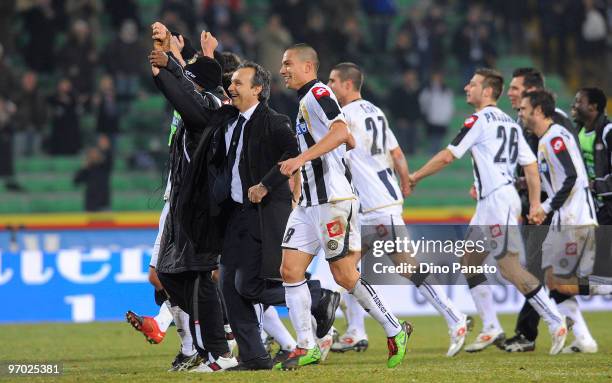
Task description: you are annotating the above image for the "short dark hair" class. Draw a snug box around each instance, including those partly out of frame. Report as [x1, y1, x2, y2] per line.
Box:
[523, 89, 556, 118]
[287, 43, 319, 72]
[237, 61, 271, 102]
[512, 67, 544, 89]
[579, 87, 607, 114]
[331, 62, 364, 91]
[475, 68, 504, 100]
[220, 51, 242, 75]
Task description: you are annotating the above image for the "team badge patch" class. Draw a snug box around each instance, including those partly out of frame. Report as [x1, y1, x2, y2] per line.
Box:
[312, 86, 330, 100]
[551, 137, 566, 154]
[327, 240, 339, 250]
[326, 220, 344, 238]
[489, 224, 503, 238]
[565, 242, 577, 256]
[463, 115, 478, 128]
[376, 224, 388, 238]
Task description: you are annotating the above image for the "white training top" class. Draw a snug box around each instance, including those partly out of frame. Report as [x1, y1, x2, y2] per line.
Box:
[447, 105, 536, 199]
[343, 99, 402, 213]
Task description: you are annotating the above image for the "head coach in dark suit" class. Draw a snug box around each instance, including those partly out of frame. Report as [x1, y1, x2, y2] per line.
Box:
[207, 61, 340, 370]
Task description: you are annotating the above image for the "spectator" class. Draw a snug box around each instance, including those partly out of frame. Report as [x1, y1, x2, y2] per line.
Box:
[237, 20, 258, 61]
[0, 44, 18, 99]
[419, 71, 454, 154]
[256, 14, 292, 81]
[0, 1, 16, 54]
[0, 97, 22, 191]
[270, 0, 310, 42]
[94, 75, 120, 150]
[337, 16, 371, 64]
[20, 0, 61, 73]
[57, 19, 97, 104]
[74, 134, 113, 211]
[14, 71, 47, 156]
[579, 0, 608, 85]
[47, 78, 82, 155]
[303, 8, 337, 75]
[106, 0, 140, 30]
[451, 5, 497, 85]
[103, 19, 148, 112]
[387, 69, 421, 155]
[202, 0, 240, 35]
[66, 0, 102, 35]
[424, 5, 448, 64]
[362, 0, 397, 49]
[161, 0, 197, 36]
[400, 7, 433, 81]
[392, 29, 421, 73]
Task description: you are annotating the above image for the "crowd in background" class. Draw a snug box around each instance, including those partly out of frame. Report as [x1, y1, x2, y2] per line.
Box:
[0, 0, 610, 206]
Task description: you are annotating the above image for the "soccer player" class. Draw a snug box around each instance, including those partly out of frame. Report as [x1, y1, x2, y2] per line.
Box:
[327, 62, 472, 357]
[409, 68, 569, 355]
[520, 90, 612, 353]
[276, 44, 412, 370]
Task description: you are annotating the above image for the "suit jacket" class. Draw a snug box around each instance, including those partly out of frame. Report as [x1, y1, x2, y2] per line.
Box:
[209, 102, 297, 279]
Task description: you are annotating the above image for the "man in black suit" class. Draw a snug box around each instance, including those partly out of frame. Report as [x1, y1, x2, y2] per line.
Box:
[207, 61, 339, 370]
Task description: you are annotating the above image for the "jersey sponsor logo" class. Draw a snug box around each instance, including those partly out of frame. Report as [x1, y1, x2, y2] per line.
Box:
[565, 242, 577, 256]
[464, 115, 478, 128]
[296, 122, 308, 135]
[489, 224, 503, 238]
[551, 137, 566, 154]
[326, 219, 344, 238]
[312, 86, 331, 100]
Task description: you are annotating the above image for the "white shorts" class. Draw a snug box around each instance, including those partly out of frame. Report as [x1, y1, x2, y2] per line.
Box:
[466, 184, 524, 259]
[358, 206, 408, 256]
[281, 199, 359, 261]
[150, 202, 170, 268]
[542, 225, 596, 278]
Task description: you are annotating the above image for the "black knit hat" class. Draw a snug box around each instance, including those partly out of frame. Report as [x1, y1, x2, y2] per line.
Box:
[184, 56, 222, 91]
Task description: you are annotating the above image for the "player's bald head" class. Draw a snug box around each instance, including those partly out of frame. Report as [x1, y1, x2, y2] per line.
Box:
[286, 43, 319, 72]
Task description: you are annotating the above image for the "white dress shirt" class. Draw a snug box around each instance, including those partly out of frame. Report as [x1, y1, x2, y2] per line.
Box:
[225, 102, 259, 203]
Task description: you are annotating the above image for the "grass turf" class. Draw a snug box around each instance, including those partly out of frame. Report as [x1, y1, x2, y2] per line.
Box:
[1, 312, 611, 382]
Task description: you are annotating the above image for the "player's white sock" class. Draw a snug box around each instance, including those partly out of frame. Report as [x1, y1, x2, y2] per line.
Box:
[284, 280, 316, 349]
[170, 304, 195, 356]
[558, 297, 595, 342]
[342, 291, 366, 335]
[350, 278, 401, 337]
[154, 300, 174, 332]
[584, 275, 612, 295]
[263, 306, 296, 351]
[469, 284, 502, 331]
[418, 282, 464, 328]
[525, 285, 564, 330]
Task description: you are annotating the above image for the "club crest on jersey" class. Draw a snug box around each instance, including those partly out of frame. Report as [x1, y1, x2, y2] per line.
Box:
[326, 219, 344, 238]
[489, 224, 503, 238]
[312, 86, 330, 100]
[464, 115, 478, 128]
[551, 137, 566, 154]
[565, 242, 577, 256]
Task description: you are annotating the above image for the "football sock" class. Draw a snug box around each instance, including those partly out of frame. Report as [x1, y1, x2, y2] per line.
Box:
[263, 306, 296, 351]
[342, 291, 366, 335]
[350, 278, 401, 337]
[154, 300, 173, 332]
[557, 297, 594, 342]
[579, 276, 612, 295]
[284, 279, 316, 349]
[469, 284, 502, 331]
[418, 282, 464, 328]
[525, 285, 564, 330]
[170, 304, 195, 356]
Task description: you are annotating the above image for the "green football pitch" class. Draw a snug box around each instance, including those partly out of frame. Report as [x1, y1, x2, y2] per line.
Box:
[1, 312, 611, 382]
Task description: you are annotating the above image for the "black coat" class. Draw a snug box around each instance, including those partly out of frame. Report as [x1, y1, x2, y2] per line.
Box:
[208, 102, 297, 279]
[154, 55, 226, 274]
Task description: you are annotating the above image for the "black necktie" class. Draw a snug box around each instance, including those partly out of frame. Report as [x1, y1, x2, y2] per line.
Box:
[227, 115, 246, 172]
